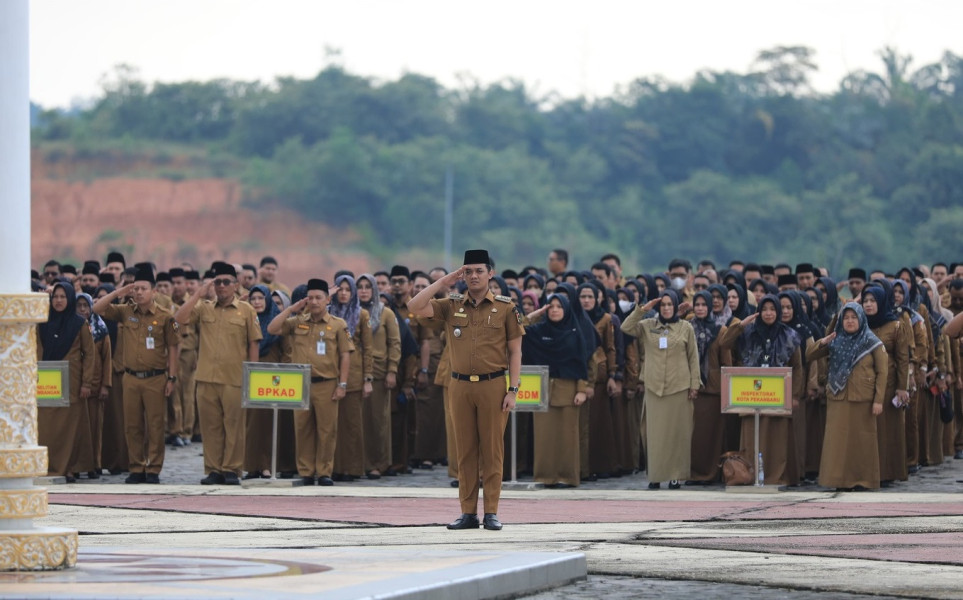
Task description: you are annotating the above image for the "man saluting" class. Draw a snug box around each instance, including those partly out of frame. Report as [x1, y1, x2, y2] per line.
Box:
[408, 249, 523, 531]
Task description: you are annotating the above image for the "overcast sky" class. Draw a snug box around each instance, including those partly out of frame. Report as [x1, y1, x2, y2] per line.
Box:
[29, 0, 963, 108]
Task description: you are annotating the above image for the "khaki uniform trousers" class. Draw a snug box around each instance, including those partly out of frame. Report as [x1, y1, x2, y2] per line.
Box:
[363, 380, 391, 473]
[334, 390, 364, 477]
[123, 373, 167, 474]
[170, 347, 197, 440]
[101, 368, 129, 472]
[295, 380, 339, 477]
[443, 386, 459, 478]
[450, 378, 508, 515]
[196, 381, 245, 476]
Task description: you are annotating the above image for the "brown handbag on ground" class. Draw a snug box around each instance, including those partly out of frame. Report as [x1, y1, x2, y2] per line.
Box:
[720, 451, 754, 486]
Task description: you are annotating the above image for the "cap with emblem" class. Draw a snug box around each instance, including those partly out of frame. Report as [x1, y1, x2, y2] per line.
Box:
[307, 278, 329, 294]
[463, 249, 491, 267]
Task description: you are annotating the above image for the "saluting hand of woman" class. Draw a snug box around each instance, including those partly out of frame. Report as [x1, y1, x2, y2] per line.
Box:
[640, 298, 660, 312]
[818, 331, 837, 347]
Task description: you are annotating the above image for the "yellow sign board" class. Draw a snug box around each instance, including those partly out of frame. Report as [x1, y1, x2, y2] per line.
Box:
[504, 366, 549, 412]
[242, 362, 311, 409]
[37, 361, 70, 407]
[721, 367, 792, 415]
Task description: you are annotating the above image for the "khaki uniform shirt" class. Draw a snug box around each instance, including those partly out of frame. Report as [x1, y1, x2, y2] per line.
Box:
[188, 298, 262, 385]
[369, 305, 401, 379]
[280, 312, 352, 380]
[428, 291, 524, 376]
[101, 302, 178, 371]
[621, 312, 701, 397]
[808, 344, 888, 404]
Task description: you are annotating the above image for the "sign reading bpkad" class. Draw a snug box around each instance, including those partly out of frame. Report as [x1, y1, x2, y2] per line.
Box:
[37, 361, 70, 407]
[721, 367, 792, 415]
[242, 362, 311, 409]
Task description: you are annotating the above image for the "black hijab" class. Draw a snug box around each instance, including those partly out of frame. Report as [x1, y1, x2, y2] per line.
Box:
[250, 284, 282, 357]
[738, 294, 800, 368]
[39, 282, 86, 361]
[578, 282, 606, 324]
[862, 282, 898, 331]
[637, 274, 660, 302]
[691, 290, 721, 385]
[818, 276, 840, 317]
[652, 274, 671, 299]
[727, 283, 752, 320]
[657, 289, 680, 325]
[523, 294, 590, 380]
[556, 282, 601, 353]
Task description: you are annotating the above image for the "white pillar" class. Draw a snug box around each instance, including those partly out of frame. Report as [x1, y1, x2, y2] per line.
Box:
[0, 0, 31, 293]
[0, 0, 78, 570]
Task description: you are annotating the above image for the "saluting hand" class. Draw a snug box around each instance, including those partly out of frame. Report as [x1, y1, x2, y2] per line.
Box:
[440, 267, 466, 288]
[641, 298, 660, 312]
[289, 298, 308, 313]
[818, 332, 837, 347]
[740, 313, 758, 325]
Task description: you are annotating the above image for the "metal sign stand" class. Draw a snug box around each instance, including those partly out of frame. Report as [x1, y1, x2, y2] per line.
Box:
[501, 366, 549, 491]
[725, 409, 785, 494]
[243, 407, 303, 488]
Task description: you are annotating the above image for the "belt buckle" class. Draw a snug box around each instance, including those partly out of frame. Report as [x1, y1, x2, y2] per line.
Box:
[137, 372, 147, 379]
[469, 375, 479, 382]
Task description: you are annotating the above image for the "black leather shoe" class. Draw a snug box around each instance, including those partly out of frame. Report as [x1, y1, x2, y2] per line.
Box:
[301, 476, 315, 486]
[201, 472, 225, 485]
[450, 479, 459, 488]
[668, 480, 681, 490]
[447, 513, 480, 530]
[125, 472, 146, 484]
[145, 473, 160, 484]
[317, 476, 334, 486]
[88, 470, 101, 480]
[223, 472, 240, 485]
[648, 482, 660, 490]
[955, 450, 963, 460]
[482, 513, 502, 530]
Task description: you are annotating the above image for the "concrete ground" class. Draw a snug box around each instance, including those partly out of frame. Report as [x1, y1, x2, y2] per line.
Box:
[9, 440, 963, 599]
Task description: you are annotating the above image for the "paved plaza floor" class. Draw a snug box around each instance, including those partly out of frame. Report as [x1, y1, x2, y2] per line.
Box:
[6, 440, 963, 599]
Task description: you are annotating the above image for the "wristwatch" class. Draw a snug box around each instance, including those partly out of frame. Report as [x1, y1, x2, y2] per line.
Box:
[338, 382, 347, 389]
[167, 375, 177, 382]
[420, 367, 429, 374]
[508, 386, 520, 394]
[364, 376, 374, 383]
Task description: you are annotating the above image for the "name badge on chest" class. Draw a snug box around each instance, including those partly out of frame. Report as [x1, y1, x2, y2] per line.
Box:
[317, 341, 326, 355]
[659, 336, 668, 350]
[146, 337, 155, 350]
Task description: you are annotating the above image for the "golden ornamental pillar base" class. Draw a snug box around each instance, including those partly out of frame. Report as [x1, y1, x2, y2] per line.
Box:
[0, 293, 77, 570]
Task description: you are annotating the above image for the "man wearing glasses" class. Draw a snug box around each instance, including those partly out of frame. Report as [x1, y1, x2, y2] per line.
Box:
[175, 262, 261, 485]
[41, 260, 60, 288]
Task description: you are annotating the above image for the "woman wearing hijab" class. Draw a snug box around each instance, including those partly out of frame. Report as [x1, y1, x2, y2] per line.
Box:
[893, 279, 927, 474]
[37, 282, 96, 481]
[76, 292, 112, 479]
[809, 303, 888, 490]
[719, 294, 804, 485]
[329, 274, 373, 482]
[93, 283, 128, 475]
[727, 283, 753, 321]
[861, 284, 912, 485]
[652, 274, 670, 297]
[917, 276, 951, 465]
[271, 289, 292, 312]
[243, 284, 291, 479]
[525, 294, 590, 487]
[357, 273, 402, 480]
[778, 291, 819, 484]
[897, 268, 941, 469]
[577, 282, 620, 480]
[707, 284, 733, 327]
[622, 290, 701, 489]
[520, 290, 540, 316]
[687, 290, 731, 484]
[816, 277, 841, 321]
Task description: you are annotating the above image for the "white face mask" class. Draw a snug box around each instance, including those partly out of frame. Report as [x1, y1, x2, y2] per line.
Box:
[671, 277, 687, 290]
[618, 300, 635, 313]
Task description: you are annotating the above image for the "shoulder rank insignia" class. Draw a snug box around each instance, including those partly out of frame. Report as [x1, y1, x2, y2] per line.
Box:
[448, 293, 465, 301]
[513, 305, 523, 324]
[495, 295, 512, 303]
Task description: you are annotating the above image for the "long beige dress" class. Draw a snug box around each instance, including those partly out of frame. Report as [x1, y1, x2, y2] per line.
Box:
[621, 309, 701, 483]
[533, 378, 587, 486]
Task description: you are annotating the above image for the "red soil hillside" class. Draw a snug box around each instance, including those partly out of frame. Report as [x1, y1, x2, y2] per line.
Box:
[30, 151, 378, 286]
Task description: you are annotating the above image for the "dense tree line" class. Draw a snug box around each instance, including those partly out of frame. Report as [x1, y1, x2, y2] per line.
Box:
[32, 46, 963, 272]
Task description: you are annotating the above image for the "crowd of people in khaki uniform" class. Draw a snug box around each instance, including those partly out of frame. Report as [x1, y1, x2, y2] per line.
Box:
[33, 248, 963, 527]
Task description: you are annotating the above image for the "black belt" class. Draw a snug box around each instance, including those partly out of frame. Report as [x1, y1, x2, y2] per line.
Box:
[311, 376, 333, 383]
[125, 368, 166, 379]
[451, 370, 505, 383]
